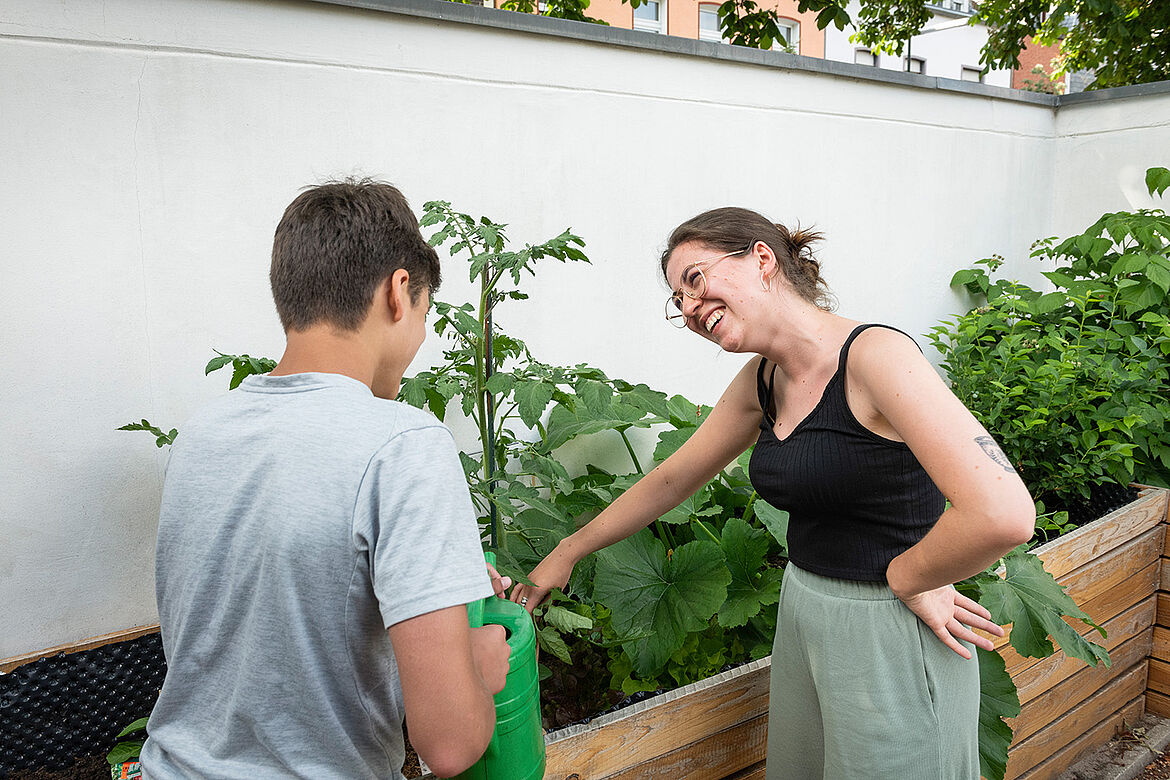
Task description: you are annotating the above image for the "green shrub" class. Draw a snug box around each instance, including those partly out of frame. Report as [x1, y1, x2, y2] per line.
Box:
[930, 166, 1170, 503]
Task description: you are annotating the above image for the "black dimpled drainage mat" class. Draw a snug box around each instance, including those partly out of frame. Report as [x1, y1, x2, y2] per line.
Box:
[0, 634, 166, 777]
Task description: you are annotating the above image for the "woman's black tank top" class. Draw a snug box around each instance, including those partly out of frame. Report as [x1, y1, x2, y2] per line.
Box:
[748, 324, 945, 582]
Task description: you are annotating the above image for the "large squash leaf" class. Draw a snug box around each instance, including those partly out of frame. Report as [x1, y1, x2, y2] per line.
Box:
[718, 517, 782, 627]
[595, 531, 730, 676]
[975, 548, 1110, 667]
[977, 648, 1019, 780]
[752, 499, 789, 554]
[657, 485, 721, 525]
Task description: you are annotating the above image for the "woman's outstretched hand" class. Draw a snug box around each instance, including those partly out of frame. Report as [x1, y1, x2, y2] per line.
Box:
[509, 546, 576, 614]
[896, 585, 1004, 659]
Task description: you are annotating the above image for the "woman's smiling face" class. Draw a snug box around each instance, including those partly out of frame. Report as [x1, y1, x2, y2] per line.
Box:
[665, 240, 763, 352]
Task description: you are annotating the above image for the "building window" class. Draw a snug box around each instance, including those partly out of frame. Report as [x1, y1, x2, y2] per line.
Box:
[633, 0, 665, 33]
[776, 19, 800, 53]
[961, 66, 983, 82]
[855, 48, 878, 67]
[905, 56, 925, 74]
[950, 0, 964, 10]
[698, 3, 722, 41]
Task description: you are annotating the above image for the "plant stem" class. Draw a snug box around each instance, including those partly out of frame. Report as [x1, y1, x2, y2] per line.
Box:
[691, 518, 721, 545]
[618, 428, 643, 473]
[655, 519, 677, 549]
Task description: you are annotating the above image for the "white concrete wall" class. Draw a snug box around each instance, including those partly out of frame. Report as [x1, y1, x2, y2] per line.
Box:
[0, 0, 1165, 658]
[823, 1, 1012, 87]
[1051, 91, 1170, 236]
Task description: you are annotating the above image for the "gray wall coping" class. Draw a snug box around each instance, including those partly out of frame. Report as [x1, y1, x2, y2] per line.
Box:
[309, 0, 1170, 109]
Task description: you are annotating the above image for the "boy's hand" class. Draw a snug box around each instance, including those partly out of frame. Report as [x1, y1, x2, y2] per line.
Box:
[486, 562, 512, 598]
[470, 624, 510, 695]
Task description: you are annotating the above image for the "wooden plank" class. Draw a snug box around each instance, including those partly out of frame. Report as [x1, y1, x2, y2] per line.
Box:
[1159, 592, 1170, 628]
[1001, 579, 1154, 678]
[722, 762, 765, 780]
[604, 714, 766, 780]
[1148, 690, 1170, 718]
[1005, 663, 1146, 779]
[1149, 658, 1170, 698]
[992, 528, 1162, 655]
[1154, 626, 1170, 662]
[1009, 632, 1149, 743]
[1161, 558, 1170, 592]
[544, 661, 770, 780]
[1012, 602, 1152, 707]
[0, 623, 161, 674]
[1060, 527, 1163, 604]
[1028, 490, 1166, 581]
[1014, 695, 1145, 780]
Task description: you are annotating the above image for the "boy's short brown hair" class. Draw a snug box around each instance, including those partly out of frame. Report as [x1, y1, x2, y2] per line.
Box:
[270, 178, 441, 332]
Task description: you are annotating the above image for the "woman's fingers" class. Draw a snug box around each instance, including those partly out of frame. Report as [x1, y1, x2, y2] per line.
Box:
[954, 592, 993, 620]
[947, 619, 995, 652]
[932, 625, 973, 660]
[509, 584, 549, 614]
[953, 606, 1006, 637]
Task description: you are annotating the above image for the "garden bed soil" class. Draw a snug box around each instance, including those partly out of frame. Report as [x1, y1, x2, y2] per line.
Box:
[6, 755, 108, 780]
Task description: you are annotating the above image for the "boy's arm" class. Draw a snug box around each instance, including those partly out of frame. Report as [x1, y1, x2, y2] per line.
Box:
[389, 606, 510, 778]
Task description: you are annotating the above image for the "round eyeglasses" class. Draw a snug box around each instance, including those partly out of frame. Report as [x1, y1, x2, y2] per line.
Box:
[665, 243, 754, 328]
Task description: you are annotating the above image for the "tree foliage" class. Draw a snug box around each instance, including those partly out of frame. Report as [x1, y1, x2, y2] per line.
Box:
[795, 0, 1170, 89]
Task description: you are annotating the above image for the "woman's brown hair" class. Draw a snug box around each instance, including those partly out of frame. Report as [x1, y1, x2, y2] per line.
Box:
[660, 207, 834, 311]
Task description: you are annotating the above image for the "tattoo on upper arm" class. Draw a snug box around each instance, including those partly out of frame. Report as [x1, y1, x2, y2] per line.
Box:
[975, 435, 1017, 473]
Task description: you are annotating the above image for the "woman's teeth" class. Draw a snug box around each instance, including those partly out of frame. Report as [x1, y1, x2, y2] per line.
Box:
[705, 310, 724, 332]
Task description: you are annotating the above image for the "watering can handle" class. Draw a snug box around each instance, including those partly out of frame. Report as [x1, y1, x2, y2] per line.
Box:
[466, 550, 498, 629]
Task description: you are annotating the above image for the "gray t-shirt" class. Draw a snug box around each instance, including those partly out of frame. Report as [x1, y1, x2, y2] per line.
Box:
[140, 372, 493, 780]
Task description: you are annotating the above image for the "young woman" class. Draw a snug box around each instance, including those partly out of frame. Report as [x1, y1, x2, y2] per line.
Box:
[509, 207, 1036, 779]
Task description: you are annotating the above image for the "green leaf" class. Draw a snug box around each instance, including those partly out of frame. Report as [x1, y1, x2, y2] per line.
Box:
[595, 531, 730, 676]
[977, 549, 1110, 667]
[541, 399, 648, 453]
[620, 383, 672, 419]
[976, 648, 1019, 780]
[514, 380, 556, 429]
[1146, 166, 1170, 198]
[576, 379, 614, 416]
[664, 394, 709, 427]
[115, 717, 150, 738]
[657, 488, 709, 524]
[545, 604, 594, 633]
[485, 372, 516, 395]
[204, 354, 233, 374]
[399, 377, 427, 409]
[536, 625, 573, 664]
[752, 499, 789, 553]
[1032, 292, 1066, 314]
[718, 517, 782, 627]
[106, 740, 145, 766]
[653, 427, 696, 462]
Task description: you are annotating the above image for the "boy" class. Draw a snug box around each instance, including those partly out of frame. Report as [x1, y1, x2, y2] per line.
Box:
[140, 179, 510, 779]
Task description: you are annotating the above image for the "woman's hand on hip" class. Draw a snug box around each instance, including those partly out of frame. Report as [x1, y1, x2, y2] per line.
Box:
[897, 585, 1004, 659]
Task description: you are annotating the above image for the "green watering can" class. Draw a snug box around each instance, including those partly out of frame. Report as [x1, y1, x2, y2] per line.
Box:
[456, 552, 545, 780]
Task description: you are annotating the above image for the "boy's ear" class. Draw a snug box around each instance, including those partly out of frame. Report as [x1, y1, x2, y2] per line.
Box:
[385, 269, 412, 322]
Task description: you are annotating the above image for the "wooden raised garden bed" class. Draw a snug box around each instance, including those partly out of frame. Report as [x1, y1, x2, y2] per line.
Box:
[480, 487, 1170, 780]
[5, 489, 1167, 780]
[997, 486, 1169, 779]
